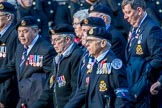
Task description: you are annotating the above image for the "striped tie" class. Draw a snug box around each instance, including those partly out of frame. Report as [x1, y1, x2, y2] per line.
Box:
[20, 46, 28, 69]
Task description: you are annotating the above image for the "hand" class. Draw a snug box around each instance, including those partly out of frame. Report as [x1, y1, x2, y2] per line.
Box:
[150, 81, 161, 95]
[0, 102, 4, 108]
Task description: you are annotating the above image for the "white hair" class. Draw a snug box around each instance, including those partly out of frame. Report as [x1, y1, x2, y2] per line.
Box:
[73, 9, 89, 21]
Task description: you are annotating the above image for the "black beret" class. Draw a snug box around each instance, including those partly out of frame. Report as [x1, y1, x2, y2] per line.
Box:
[89, 3, 113, 16]
[50, 24, 74, 35]
[87, 27, 112, 41]
[0, 2, 15, 13]
[16, 16, 38, 29]
[80, 17, 105, 27]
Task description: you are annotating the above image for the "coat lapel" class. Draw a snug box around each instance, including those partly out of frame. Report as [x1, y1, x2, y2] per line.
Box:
[17, 45, 24, 79]
[19, 37, 40, 80]
[89, 52, 111, 96]
[126, 16, 148, 61]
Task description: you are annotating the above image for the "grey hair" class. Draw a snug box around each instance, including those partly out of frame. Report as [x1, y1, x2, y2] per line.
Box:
[73, 9, 89, 21]
[3, 12, 15, 22]
[121, 0, 146, 11]
[60, 33, 75, 40]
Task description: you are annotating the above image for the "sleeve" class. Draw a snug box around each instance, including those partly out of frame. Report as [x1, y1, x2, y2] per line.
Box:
[31, 78, 53, 108]
[109, 59, 130, 108]
[147, 26, 162, 69]
[70, 49, 83, 98]
[0, 57, 16, 83]
[64, 87, 86, 108]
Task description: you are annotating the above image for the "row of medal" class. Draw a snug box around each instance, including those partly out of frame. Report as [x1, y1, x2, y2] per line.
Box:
[25, 55, 43, 67]
[87, 58, 111, 75]
[56, 75, 66, 88]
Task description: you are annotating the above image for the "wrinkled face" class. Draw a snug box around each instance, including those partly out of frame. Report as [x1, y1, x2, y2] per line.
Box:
[51, 34, 67, 54]
[122, 4, 140, 27]
[0, 12, 9, 31]
[81, 25, 92, 46]
[73, 17, 82, 38]
[21, 0, 33, 7]
[18, 26, 37, 46]
[85, 36, 102, 58]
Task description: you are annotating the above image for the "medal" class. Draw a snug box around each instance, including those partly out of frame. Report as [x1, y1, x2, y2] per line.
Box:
[87, 63, 93, 74]
[87, 58, 95, 74]
[99, 80, 107, 92]
[50, 75, 55, 88]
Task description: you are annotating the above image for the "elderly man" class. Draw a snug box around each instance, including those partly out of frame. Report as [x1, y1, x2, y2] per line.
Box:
[0, 16, 56, 108]
[16, 0, 49, 41]
[65, 27, 130, 108]
[80, 17, 106, 46]
[122, 0, 162, 107]
[0, 2, 19, 108]
[88, 3, 127, 64]
[49, 24, 83, 108]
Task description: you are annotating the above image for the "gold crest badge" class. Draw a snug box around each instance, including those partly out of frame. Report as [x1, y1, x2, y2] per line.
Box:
[136, 44, 143, 55]
[89, 28, 94, 35]
[99, 80, 107, 92]
[0, 4, 4, 10]
[21, 20, 26, 26]
[84, 19, 88, 24]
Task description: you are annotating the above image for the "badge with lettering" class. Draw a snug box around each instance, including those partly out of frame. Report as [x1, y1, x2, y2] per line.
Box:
[111, 59, 122, 70]
[99, 80, 107, 92]
[57, 75, 66, 87]
[50, 75, 55, 88]
[136, 44, 143, 55]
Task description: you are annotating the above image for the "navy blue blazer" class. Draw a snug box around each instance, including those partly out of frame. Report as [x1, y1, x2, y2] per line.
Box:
[0, 36, 56, 108]
[125, 16, 162, 101]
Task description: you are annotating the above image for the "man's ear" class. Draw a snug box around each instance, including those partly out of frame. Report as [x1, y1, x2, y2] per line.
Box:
[100, 39, 107, 48]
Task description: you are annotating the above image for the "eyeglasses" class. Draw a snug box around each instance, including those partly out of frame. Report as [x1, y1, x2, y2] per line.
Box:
[72, 22, 80, 26]
[0, 14, 7, 17]
[51, 37, 65, 43]
[86, 38, 101, 44]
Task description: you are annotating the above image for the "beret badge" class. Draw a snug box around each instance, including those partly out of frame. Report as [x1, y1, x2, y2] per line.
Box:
[89, 28, 94, 35]
[0, 4, 4, 10]
[84, 19, 88, 24]
[21, 20, 26, 26]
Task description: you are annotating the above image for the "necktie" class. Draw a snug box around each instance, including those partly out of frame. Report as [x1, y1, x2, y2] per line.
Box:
[20, 46, 28, 70]
[128, 28, 137, 52]
[55, 54, 63, 64]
